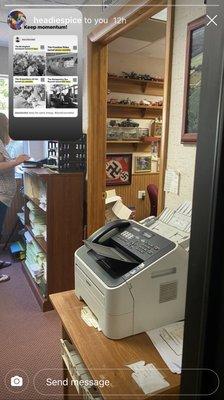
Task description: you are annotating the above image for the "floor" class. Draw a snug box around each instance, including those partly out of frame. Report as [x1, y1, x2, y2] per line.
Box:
[0, 252, 63, 400]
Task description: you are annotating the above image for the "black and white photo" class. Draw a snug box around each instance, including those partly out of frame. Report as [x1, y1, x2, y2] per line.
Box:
[13, 85, 46, 108]
[13, 52, 45, 76]
[46, 53, 77, 76]
[46, 84, 78, 108]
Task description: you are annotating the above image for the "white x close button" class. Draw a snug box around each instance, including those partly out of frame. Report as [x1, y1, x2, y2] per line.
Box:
[206, 15, 218, 26]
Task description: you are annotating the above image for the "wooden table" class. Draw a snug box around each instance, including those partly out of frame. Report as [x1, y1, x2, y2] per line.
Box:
[50, 291, 180, 400]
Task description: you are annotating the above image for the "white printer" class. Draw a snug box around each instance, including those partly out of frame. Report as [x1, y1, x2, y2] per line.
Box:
[75, 202, 191, 339]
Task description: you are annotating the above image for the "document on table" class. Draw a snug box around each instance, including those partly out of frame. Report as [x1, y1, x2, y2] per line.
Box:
[147, 321, 184, 374]
[126, 361, 169, 394]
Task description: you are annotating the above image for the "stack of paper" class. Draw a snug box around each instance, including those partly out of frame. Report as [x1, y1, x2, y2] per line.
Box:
[127, 361, 169, 394]
[27, 202, 47, 238]
[147, 321, 184, 374]
[81, 306, 101, 331]
[39, 194, 47, 211]
[25, 239, 47, 283]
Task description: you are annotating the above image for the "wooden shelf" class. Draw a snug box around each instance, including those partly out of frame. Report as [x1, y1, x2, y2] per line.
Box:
[108, 76, 164, 96]
[25, 224, 47, 253]
[22, 261, 51, 312]
[133, 172, 159, 176]
[107, 103, 163, 119]
[25, 195, 46, 213]
[107, 137, 161, 144]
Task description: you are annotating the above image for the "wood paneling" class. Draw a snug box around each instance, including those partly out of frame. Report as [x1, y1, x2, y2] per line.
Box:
[1, 178, 23, 243]
[107, 173, 159, 221]
[50, 290, 180, 400]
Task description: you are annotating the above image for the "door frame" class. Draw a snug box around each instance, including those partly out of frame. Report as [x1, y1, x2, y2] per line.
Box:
[181, 0, 224, 395]
[87, 0, 175, 235]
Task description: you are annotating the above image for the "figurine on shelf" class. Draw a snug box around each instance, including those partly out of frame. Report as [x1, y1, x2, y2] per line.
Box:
[119, 97, 132, 105]
[108, 73, 118, 78]
[108, 98, 119, 104]
[118, 118, 139, 128]
[130, 100, 139, 106]
[122, 71, 139, 80]
[109, 120, 117, 127]
[151, 100, 163, 107]
[140, 99, 152, 106]
[120, 71, 164, 83]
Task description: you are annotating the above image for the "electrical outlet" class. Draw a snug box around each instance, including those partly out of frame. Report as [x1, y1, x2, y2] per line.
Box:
[138, 190, 146, 199]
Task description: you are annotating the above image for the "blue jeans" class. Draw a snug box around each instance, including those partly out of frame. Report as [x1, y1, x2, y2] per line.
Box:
[0, 201, 8, 237]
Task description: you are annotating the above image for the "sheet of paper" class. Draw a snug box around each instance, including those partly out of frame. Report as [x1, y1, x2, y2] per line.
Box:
[81, 306, 101, 331]
[24, 231, 33, 243]
[112, 200, 132, 220]
[164, 169, 180, 194]
[105, 189, 121, 205]
[147, 321, 184, 374]
[126, 361, 145, 372]
[127, 362, 169, 394]
[162, 321, 184, 355]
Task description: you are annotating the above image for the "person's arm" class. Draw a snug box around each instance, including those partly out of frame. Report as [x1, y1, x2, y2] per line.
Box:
[0, 154, 30, 171]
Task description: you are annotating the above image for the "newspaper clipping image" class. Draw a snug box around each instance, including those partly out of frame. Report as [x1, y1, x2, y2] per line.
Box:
[13, 35, 78, 118]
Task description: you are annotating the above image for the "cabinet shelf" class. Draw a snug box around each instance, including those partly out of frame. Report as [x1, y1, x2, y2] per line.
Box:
[25, 224, 47, 253]
[107, 137, 161, 145]
[108, 76, 164, 96]
[23, 169, 84, 312]
[107, 103, 163, 119]
[24, 194, 46, 213]
[22, 261, 50, 311]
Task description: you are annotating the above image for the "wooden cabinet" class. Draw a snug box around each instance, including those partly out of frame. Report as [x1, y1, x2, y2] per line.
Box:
[22, 169, 84, 311]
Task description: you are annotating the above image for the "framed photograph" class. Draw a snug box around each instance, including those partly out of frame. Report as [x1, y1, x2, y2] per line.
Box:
[133, 153, 152, 173]
[182, 16, 206, 143]
[106, 154, 132, 186]
[151, 121, 162, 137]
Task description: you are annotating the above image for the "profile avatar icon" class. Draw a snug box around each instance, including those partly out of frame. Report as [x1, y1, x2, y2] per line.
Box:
[7, 10, 26, 30]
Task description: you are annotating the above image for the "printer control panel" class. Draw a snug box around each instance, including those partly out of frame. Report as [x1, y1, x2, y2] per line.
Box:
[110, 222, 176, 263]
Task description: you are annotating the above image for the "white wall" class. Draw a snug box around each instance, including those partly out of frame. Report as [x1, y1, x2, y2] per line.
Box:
[108, 51, 165, 77]
[0, 46, 8, 74]
[165, 0, 205, 209]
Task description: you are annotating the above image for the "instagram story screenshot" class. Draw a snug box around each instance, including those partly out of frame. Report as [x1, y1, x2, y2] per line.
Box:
[0, 0, 224, 399]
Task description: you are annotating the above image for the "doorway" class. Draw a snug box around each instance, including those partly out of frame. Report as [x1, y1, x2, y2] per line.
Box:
[87, 0, 174, 235]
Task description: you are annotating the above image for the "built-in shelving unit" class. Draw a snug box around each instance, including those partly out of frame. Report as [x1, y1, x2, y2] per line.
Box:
[107, 74, 163, 220]
[22, 168, 84, 311]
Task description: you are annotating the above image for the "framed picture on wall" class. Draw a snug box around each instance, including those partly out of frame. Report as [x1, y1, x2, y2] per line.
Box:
[106, 153, 132, 186]
[181, 15, 206, 143]
[133, 153, 152, 173]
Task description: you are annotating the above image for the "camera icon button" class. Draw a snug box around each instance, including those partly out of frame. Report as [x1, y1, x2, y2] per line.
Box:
[11, 375, 23, 387]
[4, 369, 29, 393]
